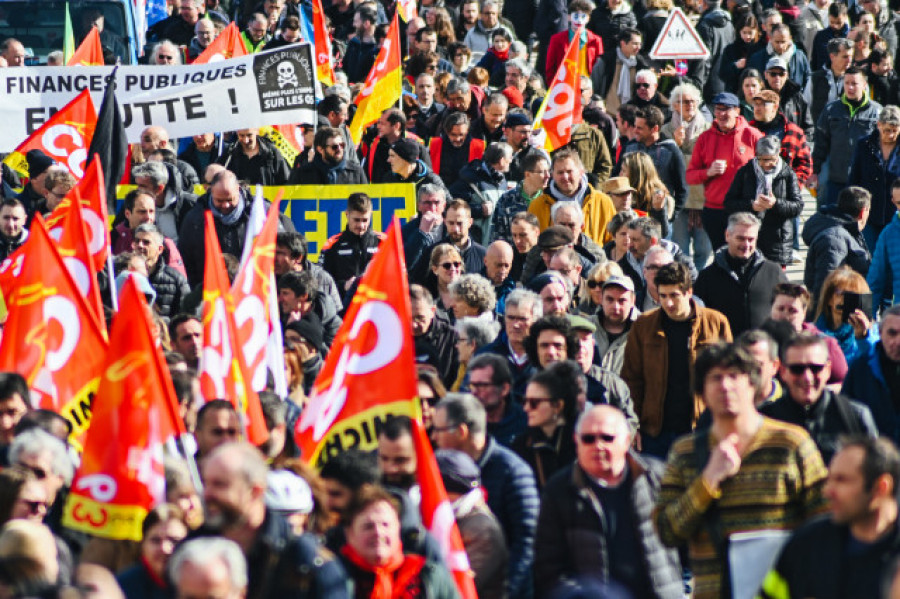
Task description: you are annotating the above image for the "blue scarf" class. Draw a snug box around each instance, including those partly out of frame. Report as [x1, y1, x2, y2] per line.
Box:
[210, 194, 245, 226]
[815, 314, 860, 363]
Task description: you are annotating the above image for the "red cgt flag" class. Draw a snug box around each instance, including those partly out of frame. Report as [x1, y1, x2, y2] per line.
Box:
[533, 26, 583, 152]
[193, 22, 248, 63]
[311, 0, 335, 86]
[411, 418, 480, 598]
[1, 88, 97, 179]
[199, 212, 269, 445]
[230, 196, 280, 392]
[68, 27, 105, 66]
[0, 214, 107, 445]
[63, 276, 186, 541]
[46, 192, 106, 334]
[295, 218, 419, 467]
[46, 156, 112, 271]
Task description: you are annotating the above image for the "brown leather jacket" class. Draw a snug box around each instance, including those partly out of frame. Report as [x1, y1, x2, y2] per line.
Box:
[620, 301, 732, 437]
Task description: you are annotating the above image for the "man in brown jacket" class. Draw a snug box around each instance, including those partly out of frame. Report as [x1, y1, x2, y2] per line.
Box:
[620, 261, 732, 458]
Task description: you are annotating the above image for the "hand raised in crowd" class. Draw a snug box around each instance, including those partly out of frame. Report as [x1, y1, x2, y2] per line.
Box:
[848, 309, 872, 339]
[752, 193, 775, 211]
[702, 433, 742, 490]
[419, 210, 443, 234]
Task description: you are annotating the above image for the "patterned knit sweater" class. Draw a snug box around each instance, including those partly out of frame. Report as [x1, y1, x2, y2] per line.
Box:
[653, 417, 828, 599]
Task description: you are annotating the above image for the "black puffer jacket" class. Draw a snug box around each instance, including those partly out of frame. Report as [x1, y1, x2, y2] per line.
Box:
[0, 230, 27, 262]
[802, 206, 871, 302]
[218, 136, 291, 185]
[693, 248, 788, 336]
[723, 158, 804, 265]
[147, 256, 191, 319]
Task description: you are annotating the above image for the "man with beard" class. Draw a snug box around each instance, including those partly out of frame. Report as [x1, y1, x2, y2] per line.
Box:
[342, 5, 378, 83]
[377, 416, 419, 497]
[289, 127, 367, 185]
[0, 199, 28, 262]
[194, 442, 349, 598]
[428, 112, 485, 188]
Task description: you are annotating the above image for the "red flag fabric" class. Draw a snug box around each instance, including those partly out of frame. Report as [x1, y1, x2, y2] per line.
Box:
[295, 218, 419, 466]
[0, 214, 107, 445]
[199, 212, 269, 445]
[311, 0, 335, 86]
[347, 14, 402, 145]
[45, 156, 111, 271]
[193, 22, 248, 63]
[411, 419, 480, 598]
[1, 88, 97, 179]
[230, 198, 280, 392]
[68, 27, 105, 66]
[533, 27, 583, 152]
[46, 195, 106, 334]
[62, 276, 186, 540]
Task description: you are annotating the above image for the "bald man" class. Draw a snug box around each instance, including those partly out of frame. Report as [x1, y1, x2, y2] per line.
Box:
[485, 240, 515, 316]
[1, 39, 25, 66]
[534, 405, 682, 597]
[139, 126, 199, 190]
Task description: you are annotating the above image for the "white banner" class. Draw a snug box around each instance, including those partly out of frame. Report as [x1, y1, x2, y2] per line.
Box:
[0, 44, 317, 153]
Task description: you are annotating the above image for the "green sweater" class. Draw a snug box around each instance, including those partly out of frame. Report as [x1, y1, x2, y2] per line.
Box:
[653, 417, 828, 599]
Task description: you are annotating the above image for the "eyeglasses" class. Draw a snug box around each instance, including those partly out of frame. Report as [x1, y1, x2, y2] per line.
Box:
[157, 55, 176, 61]
[440, 261, 462, 270]
[767, 70, 787, 77]
[635, 82, 652, 89]
[586, 280, 603, 289]
[19, 500, 48, 515]
[785, 363, 828, 375]
[579, 432, 617, 444]
[419, 395, 439, 406]
[524, 397, 553, 409]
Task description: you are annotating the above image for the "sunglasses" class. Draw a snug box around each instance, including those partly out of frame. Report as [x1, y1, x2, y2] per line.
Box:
[580, 432, 617, 444]
[326, 143, 345, 150]
[635, 82, 652, 89]
[524, 397, 554, 409]
[587, 280, 603, 289]
[785, 363, 828, 375]
[440, 261, 462, 270]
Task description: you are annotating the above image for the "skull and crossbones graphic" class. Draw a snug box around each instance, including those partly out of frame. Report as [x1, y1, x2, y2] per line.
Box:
[276, 61, 299, 88]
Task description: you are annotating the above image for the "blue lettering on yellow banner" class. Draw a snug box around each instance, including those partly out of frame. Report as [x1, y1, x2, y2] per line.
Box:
[117, 183, 417, 261]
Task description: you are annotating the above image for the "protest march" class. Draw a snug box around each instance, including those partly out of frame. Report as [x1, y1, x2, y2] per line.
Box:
[2, 0, 900, 597]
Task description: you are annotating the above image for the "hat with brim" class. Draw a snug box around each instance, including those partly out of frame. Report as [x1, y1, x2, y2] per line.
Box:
[603, 176, 636, 195]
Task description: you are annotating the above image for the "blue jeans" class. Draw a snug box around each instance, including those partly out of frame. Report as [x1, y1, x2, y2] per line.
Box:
[672, 209, 713, 269]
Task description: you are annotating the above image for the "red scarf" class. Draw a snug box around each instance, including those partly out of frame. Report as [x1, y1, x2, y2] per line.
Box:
[489, 47, 509, 61]
[141, 556, 168, 589]
[340, 544, 427, 599]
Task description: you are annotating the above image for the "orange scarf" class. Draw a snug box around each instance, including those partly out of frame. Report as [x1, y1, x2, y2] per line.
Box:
[340, 544, 427, 599]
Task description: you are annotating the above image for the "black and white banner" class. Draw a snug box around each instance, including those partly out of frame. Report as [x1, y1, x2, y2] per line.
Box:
[0, 44, 317, 153]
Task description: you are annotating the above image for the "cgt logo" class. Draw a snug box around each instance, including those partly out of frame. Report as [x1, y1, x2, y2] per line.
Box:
[41, 123, 89, 178]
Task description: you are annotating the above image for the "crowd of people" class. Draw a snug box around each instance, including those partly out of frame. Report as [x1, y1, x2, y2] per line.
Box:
[3, 0, 900, 596]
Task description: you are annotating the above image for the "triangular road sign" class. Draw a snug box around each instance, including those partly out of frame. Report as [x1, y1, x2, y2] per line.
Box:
[649, 8, 710, 60]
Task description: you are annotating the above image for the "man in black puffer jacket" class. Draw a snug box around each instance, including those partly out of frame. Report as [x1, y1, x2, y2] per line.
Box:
[288, 127, 367, 185]
[218, 129, 290, 186]
[694, 213, 788, 336]
[448, 144, 511, 245]
[133, 223, 191, 319]
[178, 171, 295, 286]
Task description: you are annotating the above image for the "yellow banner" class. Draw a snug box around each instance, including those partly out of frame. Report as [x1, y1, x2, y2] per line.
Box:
[116, 183, 417, 262]
[62, 494, 148, 541]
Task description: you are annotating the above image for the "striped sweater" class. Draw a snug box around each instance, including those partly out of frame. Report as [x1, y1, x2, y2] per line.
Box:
[653, 417, 828, 599]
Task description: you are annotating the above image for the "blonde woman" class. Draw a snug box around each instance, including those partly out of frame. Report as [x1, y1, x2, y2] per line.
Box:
[620, 152, 672, 236]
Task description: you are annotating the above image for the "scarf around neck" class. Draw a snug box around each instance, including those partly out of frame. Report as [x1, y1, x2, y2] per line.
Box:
[751, 156, 783, 198]
[489, 46, 509, 61]
[549, 174, 590, 206]
[209, 192, 245, 225]
[340, 544, 426, 599]
[766, 40, 796, 65]
[616, 47, 638, 103]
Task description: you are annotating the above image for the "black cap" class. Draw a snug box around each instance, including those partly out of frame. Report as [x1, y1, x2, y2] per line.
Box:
[25, 150, 54, 178]
[435, 449, 481, 494]
[391, 138, 420, 163]
[284, 314, 326, 355]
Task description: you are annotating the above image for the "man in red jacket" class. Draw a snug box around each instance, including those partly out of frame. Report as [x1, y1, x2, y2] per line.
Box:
[686, 92, 763, 252]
